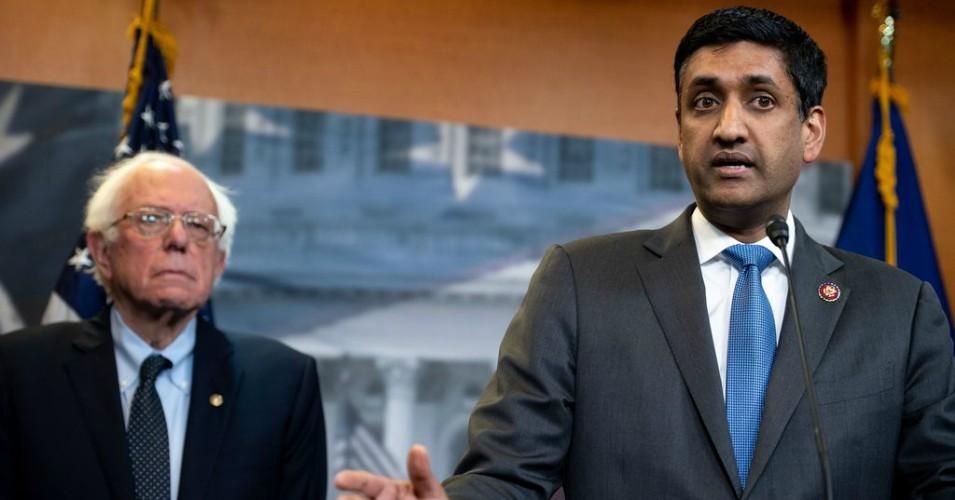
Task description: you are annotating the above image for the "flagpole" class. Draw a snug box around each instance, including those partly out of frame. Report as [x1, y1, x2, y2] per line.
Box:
[873, 0, 899, 266]
[838, 3, 952, 327]
[121, 0, 159, 131]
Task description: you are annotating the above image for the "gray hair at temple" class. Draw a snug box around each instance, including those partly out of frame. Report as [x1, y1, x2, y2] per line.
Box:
[83, 152, 238, 287]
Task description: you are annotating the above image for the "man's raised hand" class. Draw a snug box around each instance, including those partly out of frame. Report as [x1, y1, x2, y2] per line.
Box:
[335, 445, 448, 500]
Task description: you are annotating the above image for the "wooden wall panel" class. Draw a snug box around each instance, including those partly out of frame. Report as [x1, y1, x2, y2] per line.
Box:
[0, 1, 853, 152]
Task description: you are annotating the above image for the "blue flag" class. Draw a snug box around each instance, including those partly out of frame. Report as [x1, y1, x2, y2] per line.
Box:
[835, 99, 952, 330]
[42, 6, 213, 325]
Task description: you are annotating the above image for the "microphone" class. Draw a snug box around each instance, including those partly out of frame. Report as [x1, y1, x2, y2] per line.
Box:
[766, 215, 833, 500]
[765, 216, 789, 249]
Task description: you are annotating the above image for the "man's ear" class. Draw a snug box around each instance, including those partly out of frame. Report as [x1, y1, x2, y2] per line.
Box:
[801, 105, 827, 163]
[86, 232, 112, 282]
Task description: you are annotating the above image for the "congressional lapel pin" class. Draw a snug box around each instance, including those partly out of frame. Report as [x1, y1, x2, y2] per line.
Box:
[818, 282, 841, 303]
[209, 393, 224, 407]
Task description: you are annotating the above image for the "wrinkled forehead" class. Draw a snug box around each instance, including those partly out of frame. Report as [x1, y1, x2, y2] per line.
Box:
[117, 160, 218, 215]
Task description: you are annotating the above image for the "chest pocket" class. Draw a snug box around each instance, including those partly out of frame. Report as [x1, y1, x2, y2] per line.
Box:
[813, 361, 895, 406]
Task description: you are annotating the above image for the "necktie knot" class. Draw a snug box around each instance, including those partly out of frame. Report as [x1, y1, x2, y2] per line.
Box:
[139, 354, 171, 385]
[722, 244, 775, 273]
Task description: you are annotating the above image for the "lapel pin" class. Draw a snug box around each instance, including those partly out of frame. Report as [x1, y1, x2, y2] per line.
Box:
[818, 282, 841, 303]
[209, 393, 224, 407]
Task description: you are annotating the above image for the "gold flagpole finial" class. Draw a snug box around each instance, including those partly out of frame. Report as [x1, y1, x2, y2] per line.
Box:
[872, 0, 897, 81]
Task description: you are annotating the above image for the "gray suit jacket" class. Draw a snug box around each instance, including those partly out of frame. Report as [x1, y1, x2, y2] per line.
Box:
[443, 207, 955, 499]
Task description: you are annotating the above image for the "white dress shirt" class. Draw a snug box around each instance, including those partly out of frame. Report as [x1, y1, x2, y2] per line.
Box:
[112, 308, 195, 500]
[690, 207, 795, 398]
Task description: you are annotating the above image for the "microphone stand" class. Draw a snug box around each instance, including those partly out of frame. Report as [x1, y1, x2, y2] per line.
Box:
[767, 216, 833, 500]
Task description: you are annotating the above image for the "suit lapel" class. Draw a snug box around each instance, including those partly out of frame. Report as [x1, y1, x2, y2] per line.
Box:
[638, 206, 742, 495]
[744, 221, 849, 496]
[64, 312, 137, 500]
[177, 320, 240, 500]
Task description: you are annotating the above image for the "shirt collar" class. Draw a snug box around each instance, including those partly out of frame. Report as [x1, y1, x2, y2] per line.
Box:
[690, 206, 796, 267]
[111, 308, 196, 391]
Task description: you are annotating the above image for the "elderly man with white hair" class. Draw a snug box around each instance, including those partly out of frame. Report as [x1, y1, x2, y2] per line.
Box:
[0, 152, 327, 500]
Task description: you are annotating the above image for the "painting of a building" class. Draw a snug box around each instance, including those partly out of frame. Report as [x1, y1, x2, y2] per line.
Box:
[0, 81, 851, 491]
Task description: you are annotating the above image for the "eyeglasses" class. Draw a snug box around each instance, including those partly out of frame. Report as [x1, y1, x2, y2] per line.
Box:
[113, 207, 226, 245]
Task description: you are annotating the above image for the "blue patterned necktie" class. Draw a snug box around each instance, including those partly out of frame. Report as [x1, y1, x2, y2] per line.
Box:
[723, 244, 777, 489]
[127, 354, 173, 500]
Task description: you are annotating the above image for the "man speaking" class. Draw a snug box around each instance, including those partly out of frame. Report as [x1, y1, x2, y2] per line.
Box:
[336, 6, 955, 499]
[0, 152, 327, 499]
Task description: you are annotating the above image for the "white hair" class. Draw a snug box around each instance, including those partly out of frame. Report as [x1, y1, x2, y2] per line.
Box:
[84, 152, 238, 289]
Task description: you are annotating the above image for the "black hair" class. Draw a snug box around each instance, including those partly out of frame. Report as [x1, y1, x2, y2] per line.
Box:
[674, 6, 827, 119]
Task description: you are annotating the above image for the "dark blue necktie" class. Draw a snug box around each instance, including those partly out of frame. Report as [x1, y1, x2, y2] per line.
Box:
[127, 354, 173, 500]
[723, 244, 776, 489]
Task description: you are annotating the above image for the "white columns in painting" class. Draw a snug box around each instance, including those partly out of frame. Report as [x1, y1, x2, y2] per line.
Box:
[378, 357, 420, 463]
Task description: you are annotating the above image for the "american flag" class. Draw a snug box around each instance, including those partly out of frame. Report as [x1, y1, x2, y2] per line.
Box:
[114, 4, 182, 159]
[41, 235, 108, 323]
[41, 1, 212, 325]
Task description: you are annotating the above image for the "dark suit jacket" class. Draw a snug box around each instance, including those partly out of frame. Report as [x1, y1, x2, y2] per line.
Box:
[0, 311, 326, 500]
[443, 207, 955, 499]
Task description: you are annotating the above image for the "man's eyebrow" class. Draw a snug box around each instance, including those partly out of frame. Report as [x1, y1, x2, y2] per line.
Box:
[686, 76, 718, 89]
[685, 74, 780, 90]
[746, 74, 779, 87]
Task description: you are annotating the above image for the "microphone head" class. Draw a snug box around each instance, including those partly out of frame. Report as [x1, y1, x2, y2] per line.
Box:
[766, 215, 789, 249]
